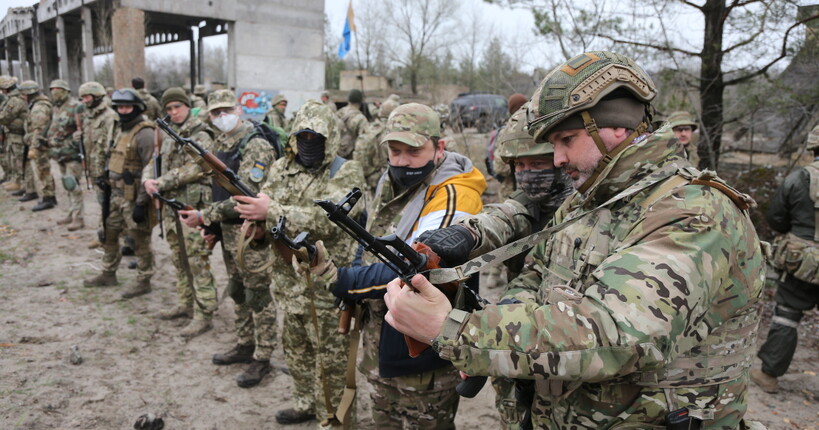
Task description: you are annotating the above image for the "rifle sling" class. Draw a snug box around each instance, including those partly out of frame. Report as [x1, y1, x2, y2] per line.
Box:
[333, 304, 361, 429]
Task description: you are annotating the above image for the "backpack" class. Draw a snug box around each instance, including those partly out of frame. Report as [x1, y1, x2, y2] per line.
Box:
[243, 119, 284, 160]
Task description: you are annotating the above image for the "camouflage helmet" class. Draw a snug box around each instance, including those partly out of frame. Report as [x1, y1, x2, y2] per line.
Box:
[806, 125, 819, 151]
[193, 84, 206, 96]
[378, 99, 399, 119]
[272, 94, 287, 106]
[79, 81, 106, 98]
[0, 75, 18, 90]
[666, 111, 698, 131]
[111, 88, 146, 111]
[207, 89, 237, 112]
[49, 79, 71, 91]
[497, 104, 554, 164]
[18, 80, 40, 95]
[381, 103, 440, 148]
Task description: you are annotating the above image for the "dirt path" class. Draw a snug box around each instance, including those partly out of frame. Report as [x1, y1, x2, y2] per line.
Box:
[0, 151, 817, 429]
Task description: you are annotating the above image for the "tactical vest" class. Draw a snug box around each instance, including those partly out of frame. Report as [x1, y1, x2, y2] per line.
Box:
[770, 161, 819, 284]
[4, 96, 26, 134]
[109, 120, 155, 200]
[537, 166, 759, 415]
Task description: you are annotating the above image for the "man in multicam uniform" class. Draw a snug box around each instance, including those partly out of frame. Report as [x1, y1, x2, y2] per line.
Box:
[304, 102, 486, 429]
[352, 98, 398, 195]
[234, 99, 364, 426]
[178, 89, 279, 388]
[666, 111, 700, 168]
[488, 93, 528, 202]
[0, 76, 28, 195]
[47, 80, 86, 231]
[337, 89, 368, 159]
[78, 81, 118, 249]
[384, 51, 765, 429]
[142, 87, 218, 338]
[264, 94, 289, 131]
[132, 77, 162, 121]
[17, 81, 55, 210]
[750, 125, 819, 394]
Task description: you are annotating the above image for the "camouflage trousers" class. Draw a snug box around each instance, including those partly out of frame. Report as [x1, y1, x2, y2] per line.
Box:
[221, 224, 276, 360]
[368, 365, 460, 430]
[100, 193, 153, 281]
[58, 161, 84, 219]
[28, 146, 55, 197]
[165, 220, 217, 321]
[7, 133, 24, 183]
[492, 377, 529, 429]
[282, 306, 354, 426]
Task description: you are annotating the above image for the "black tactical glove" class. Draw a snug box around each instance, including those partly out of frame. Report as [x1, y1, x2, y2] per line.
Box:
[132, 204, 148, 223]
[416, 225, 476, 268]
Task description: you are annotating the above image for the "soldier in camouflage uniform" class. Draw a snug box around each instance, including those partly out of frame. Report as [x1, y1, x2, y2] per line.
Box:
[0, 90, 8, 183]
[487, 93, 528, 202]
[78, 81, 118, 248]
[83, 88, 155, 299]
[264, 94, 289, 131]
[304, 103, 486, 429]
[385, 52, 765, 429]
[337, 89, 368, 159]
[191, 84, 207, 110]
[0, 76, 28, 194]
[320, 91, 337, 113]
[47, 80, 86, 230]
[234, 99, 364, 426]
[132, 77, 162, 121]
[178, 89, 278, 388]
[667, 111, 700, 167]
[352, 98, 398, 195]
[143, 87, 218, 338]
[18, 81, 55, 209]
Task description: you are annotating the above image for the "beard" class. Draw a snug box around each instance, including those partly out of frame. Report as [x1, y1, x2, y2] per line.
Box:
[562, 163, 596, 190]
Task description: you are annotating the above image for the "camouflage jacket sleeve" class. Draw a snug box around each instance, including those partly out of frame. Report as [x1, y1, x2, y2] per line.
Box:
[89, 110, 117, 176]
[155, 129, 214, 191]
[263, 159, 365, 240]
[456, 198, 534, 258]
[0, 97, 26, 131]
[201, 136, 276, 224]
[24, 102, 51, 148]
[353, 121, 385, 182]
[134, 128, 156, 206]
[435, 187, 760, 382]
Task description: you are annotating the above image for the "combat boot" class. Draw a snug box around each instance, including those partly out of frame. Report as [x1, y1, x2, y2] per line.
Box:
[121, 279, 151, 299]
[236, 359, 272, 388]
[3, 181, 20, 191]
[10, 189, 25, 196]
[275, 408, 316, 425]
[83, 271, 118, 287]
[67, 217, 85, 231]
[158, 305, 193, 320]
[18, 192, 38, 202]
[87, 238, 102, 249]
[212, 343, 255, 365]
[56, 214, 73, 225]
[750, 369, 779, 393]
[180, 319, 212, 339]
[32, 196, 57, 212]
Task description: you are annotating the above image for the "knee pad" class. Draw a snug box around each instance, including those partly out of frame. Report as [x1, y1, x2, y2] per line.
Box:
[774, 304, 803, 323]
[228, 279, 245, 305]
[62, 175, 78, 191]
[245, 287, 273, 313]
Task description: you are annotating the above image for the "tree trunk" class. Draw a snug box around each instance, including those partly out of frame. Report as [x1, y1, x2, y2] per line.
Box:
[699, 0, 726, 170]
[410, 67, 419, 95]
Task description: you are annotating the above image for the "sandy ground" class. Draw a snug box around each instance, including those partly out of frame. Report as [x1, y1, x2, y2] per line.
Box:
[1, 139, 817, 429]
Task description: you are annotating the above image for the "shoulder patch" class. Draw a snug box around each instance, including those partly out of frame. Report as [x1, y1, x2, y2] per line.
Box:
[250, 161, 266, 183]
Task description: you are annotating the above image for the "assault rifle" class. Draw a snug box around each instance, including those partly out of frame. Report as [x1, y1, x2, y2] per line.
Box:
[155, 117, 255, 197]
[96, 171, 111, 241]
[153, 116, 168, 239]
[152, 192, 223, 249]
[315, 187, 488, 398]
[270, 215, 316, 265]
[74, 112, 91, 189]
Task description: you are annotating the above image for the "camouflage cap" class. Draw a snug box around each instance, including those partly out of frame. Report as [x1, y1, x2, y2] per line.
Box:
[49, 79, 71, 91]
[161, 87, 191, 108]
[0, 75, 18, 89]
[79, 81, 106, 97]
[806, 125, 819, 151]
[497, 104, 554, 163]
[272, 94, 287, 105]
[193, 84, 206, 95]
[18, 80, 40, 95]
[666, 111, 698, 131]
[381, 103, 440, 148]
[207, 89, 238, 112]
[528, 51, 656, 143]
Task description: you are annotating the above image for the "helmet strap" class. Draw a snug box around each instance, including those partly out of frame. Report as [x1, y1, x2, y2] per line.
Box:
[576, 110, 649, 194]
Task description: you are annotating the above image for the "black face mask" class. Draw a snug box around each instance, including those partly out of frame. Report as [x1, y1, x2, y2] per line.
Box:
[389, 160, 436, 189]
[118, 107, 143, 125]
[515, 168, 560, 202]
[88, 96, 103, 109]
[295, 134, 326, 168]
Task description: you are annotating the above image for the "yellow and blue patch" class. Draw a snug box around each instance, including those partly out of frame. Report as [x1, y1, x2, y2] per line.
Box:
[249, 161, 266, 182]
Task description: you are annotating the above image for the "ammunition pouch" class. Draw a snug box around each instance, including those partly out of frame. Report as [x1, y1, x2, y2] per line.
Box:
[228, 278, 245, 305]
[61, 174, 78, 191]
[122, 170, 136, 201]
[771, 233, 819, 284]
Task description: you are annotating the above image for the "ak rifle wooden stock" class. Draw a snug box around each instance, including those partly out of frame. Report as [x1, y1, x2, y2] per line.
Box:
[152, 192, 223, 249]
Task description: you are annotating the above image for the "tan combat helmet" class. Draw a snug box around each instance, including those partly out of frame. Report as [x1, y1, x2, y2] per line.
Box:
[49, 79, 71, 91]
[193, 84, 206, 96]
[0, 75, 19, 90]
[806, 125, 819, 151]
[527, 51, 657, 193]
[666, 111, 698, 131]
[378, 98, 399, 119]
[497, 103, 554, 164]
[18, 80, 40, 95]
[79, 81, 106, 98]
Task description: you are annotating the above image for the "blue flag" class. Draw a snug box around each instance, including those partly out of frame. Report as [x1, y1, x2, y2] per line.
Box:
[338, 1, 356, 59]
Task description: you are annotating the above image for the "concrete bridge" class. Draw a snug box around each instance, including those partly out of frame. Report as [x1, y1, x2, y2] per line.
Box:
[0, 0, 325, 114]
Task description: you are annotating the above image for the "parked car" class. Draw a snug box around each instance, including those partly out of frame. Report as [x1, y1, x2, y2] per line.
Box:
[449, 93, 508, 133]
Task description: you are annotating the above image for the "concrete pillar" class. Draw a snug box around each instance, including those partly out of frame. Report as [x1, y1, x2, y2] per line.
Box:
[227, 22, 236, 88]
[17, 33, 28, 80]
[80, 6, 95, 83]
[56, 16, 69, 80]
[4, 42, 12, 76]
[189, 29, 196, 89]
[33, 23, 49, 85]
[111, 7, 145, 89]
[197, 31, 204, 85]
